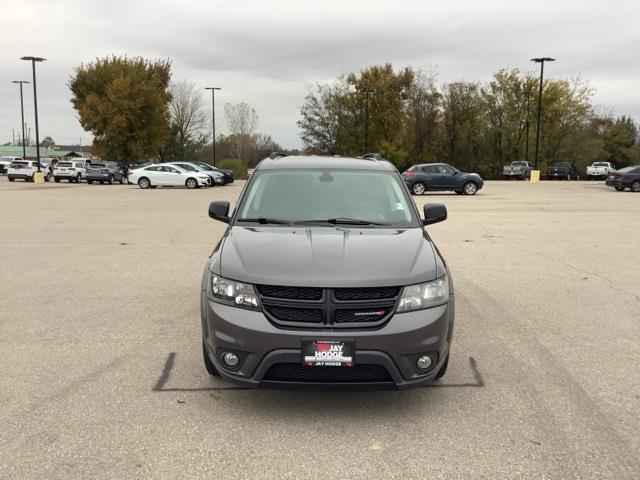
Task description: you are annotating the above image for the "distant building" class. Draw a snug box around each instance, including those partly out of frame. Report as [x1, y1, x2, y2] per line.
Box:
[0, 145, 92, 159]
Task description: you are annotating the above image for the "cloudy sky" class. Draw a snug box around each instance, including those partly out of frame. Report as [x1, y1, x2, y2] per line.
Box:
[1, 0, 639, 149]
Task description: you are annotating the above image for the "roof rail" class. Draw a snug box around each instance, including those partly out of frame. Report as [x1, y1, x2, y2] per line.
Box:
[269, 152, 288, 160]
[361, 152, 383, 161]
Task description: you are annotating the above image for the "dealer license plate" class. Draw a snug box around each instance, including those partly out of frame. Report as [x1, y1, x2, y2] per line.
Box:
[302, 340, 354, 367]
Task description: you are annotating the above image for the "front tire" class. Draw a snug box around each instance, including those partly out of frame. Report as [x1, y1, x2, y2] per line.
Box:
[203, 341, 220, 377]
[614, 186, 625, 191]
[411, 181, 426, 195]
[138, 177, 151, 189]
[185, 177, 198, 189]
[88, 180, 93, 185]
[463, 181, 478, 195]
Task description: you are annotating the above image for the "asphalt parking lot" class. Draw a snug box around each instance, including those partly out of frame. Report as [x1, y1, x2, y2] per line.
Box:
[1, 179, 639, 479]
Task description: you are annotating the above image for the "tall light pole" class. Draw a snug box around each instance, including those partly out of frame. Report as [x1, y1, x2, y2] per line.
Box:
[531, 57, 555, 170]
[363, 88, 374, 154]
[205, 87, 221, 166]
[21, 56, 46, 173]
[11, 80, 30, 158]
[523, 89, 531, 164]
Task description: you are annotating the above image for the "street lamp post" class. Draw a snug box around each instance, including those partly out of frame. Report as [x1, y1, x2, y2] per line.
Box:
[531, 57, 555, 170]
[20, 56, 46, 173]
[364, 88, 374, 154]
[11, 80, 30, 159]
[205, 87, 221, 167]
[523, 89, 531, 164]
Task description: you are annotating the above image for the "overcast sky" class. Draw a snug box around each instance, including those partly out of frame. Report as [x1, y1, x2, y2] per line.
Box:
[1, 0, 639, 149]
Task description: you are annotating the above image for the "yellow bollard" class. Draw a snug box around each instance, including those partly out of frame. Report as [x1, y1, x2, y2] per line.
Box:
[33, 171, 45, 184]
[529, 170, 540, 183]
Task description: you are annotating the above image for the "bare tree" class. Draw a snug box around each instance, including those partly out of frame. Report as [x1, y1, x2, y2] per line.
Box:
[224, 102, 259, 162]
[169, 80, 208, 160]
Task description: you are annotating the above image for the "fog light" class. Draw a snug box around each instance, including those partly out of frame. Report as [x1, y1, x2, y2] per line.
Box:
[222, 352, 239, 367]
[417, 355, 433, 371]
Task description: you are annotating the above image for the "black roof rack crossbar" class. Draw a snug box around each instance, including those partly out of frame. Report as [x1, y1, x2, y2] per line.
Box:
[269, 152, 288, 160]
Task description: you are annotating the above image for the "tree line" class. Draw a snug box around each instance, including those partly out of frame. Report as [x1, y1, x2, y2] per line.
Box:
[68, 56, 293, 175]
[298, 64, 640, 176]
[67, 56, 639, 177]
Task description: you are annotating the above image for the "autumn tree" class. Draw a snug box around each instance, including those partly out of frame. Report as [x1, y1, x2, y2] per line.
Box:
[224, 102, 259, 162]
[160, 80, 209, 161]
[68, 56, 172, 164]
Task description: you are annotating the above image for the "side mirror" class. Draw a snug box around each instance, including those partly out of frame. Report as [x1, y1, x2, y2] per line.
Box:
[209, 201, 231, 223]
[423, 203, 447, 226]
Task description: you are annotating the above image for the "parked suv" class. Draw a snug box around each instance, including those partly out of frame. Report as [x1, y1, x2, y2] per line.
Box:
[86, 163, 124, 184]
[7, 160, 51, 182]
[402, 163, 484, 195]
[201, 155, 454, 389]
[53, 159, 91, 183]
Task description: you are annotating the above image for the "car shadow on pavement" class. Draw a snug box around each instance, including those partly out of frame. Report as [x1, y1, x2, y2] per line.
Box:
[151, 353, 484, 392]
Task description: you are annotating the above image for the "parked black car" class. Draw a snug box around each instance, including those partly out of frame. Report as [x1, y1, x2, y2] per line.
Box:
[402, 163, 484, 195]
[193, 161, 234, 184]
[202, 155, 454, 389]
[606, 165, 640, 192]
[546, 162, 579, 180]
[86, 163, 124, 184]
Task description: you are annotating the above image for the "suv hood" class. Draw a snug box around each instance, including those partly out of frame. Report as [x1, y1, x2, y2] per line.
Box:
[217, 226, 438, 287]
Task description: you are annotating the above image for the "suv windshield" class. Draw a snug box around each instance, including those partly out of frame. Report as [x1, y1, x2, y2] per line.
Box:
[237, 169, 418, 227]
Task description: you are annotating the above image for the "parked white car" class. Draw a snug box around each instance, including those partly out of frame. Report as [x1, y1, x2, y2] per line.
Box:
[128, 163, 212, 189]
[7, 159, 51, 182]
[53, 159, 92, 183]
[167, 162, 225, 186]
[1, 156, 22, 174]
[586, 162, 615, 180]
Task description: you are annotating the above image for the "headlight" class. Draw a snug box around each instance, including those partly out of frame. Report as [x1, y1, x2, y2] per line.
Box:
[397, 275, 449, 313]
[210, 273, 260, 310]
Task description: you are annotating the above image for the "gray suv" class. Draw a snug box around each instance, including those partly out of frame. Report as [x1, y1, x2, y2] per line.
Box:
[201, 155, 454, 389]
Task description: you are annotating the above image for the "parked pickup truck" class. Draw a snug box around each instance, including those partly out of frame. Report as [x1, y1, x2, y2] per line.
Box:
[503, 161, 532, 180]
[586, 162, 615, 180]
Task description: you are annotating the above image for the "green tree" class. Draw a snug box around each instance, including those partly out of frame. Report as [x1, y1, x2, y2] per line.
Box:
[68, 56, 172, 164]
[41, 136, 56, 150]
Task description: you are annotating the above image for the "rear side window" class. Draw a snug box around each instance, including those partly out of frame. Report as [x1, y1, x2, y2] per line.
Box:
[422, 165, 438, 174]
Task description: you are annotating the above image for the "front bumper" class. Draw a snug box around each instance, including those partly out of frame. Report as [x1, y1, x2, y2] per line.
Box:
[202, 296, 454, 389]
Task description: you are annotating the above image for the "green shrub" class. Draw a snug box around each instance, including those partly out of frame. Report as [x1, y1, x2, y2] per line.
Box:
[216, 158, 247, 180]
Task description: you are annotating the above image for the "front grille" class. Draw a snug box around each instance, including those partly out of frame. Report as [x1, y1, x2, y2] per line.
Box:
[335, 307, 390, 323]
[258, 284, 401, 329]
[263, 363, 392, 383]
[334, 287, 400, 301]
[264, 306, 323, 323]
[257, 285, 323, 300]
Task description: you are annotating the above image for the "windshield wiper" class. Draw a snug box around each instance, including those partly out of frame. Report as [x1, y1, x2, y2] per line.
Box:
[300, 218, 390, 226]
[237, 217, 294, 225]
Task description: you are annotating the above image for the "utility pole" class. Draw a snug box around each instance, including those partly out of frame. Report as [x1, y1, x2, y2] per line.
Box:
[364, 89, 374, 154]
[12, 80, 29, 158]
[531, 57, 555, 170]
[205, 87, 221, 166]
[21, 56, 46, 172]
[524, 90, 530, 164]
